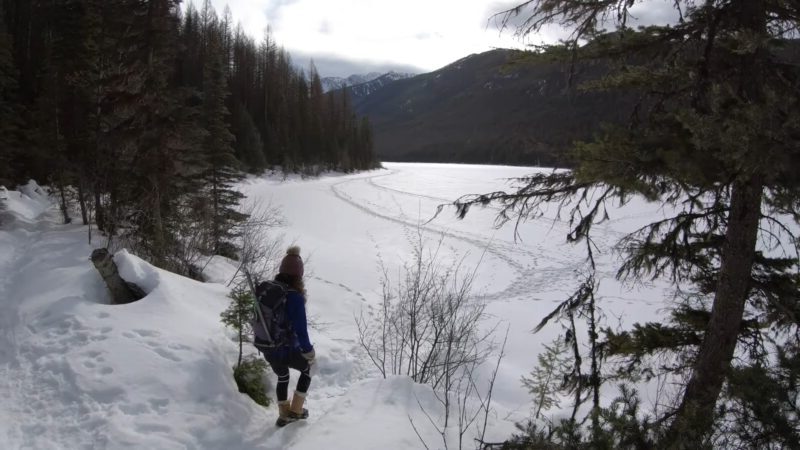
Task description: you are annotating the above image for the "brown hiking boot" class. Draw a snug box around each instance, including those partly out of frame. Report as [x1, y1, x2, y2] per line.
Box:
[275, 401, 294, 427]
[288, 392, 309, 420]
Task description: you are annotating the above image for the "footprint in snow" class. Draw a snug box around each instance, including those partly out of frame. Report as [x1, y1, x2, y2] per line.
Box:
[133, 329, 159, 338]
[312, 276, 334, 285]
[121, 330, 183, 362]
[118, 398, 170, 416]
[134, 423, 171, 434]
[119, 403, 150, 415]
[81, 350, 106, 369]
[167, 343, 190, 351]
[84, 350, 102, 358]
[146, 343, 182, 362]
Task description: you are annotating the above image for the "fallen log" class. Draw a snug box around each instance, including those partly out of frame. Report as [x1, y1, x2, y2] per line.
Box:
[91, 248, 145, 304]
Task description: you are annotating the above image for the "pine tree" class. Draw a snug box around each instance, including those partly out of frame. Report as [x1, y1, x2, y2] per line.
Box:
[357, 116, 376, 170]
[453, 0, 800, 446]
[220, 286, 270, 407]
[105, 0, 204, 269]
[200, 20, 245, 257]
[308, 60, 325, 165]
[232, 102, 267, 172]
[220, 286, 255, 368]
[521, 338, 571, 419]
[0, 5, 22, 186]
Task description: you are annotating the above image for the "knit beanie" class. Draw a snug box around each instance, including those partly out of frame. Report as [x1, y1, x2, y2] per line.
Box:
[279, 246, 304, 278]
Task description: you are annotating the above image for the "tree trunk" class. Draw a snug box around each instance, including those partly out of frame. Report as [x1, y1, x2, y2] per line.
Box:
[94, 188, 105, 232]
[237, 326, 243, 367]
[666, 175, 763, 446]
[91, 248, 144, 304]
[151, 180, 165, 267]
[665, 1, 766, 445]
[77, 177, 89, 225]
[57, 180, 71, 224]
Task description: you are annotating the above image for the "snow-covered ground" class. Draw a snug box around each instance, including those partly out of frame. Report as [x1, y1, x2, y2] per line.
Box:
[0, 164, 675, 449]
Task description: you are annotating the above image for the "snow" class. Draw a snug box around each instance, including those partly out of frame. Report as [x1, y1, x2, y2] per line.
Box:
[0, 165, 675, 449]
[320, 71, 415, 93]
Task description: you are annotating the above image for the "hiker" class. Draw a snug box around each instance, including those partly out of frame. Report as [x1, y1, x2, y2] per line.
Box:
[259, 246, 315, 427]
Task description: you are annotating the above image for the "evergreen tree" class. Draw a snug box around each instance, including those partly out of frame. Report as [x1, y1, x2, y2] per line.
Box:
[177, 2, 202, 89]
[200, 21, 244, 257]
[220, 286, 270, 407]
[357, 116, 376, 169]
[521, 338, 571, 420]
[232, 102, 267, 172]
[106, 0, 204, 269]
[308, 60, 325, 165]
[0, 5, 22, 186]
[1, 0, 375, 273]
[453, 0, 800, 447]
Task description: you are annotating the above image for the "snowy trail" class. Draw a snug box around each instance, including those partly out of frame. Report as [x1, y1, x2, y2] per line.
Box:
[0, 201, 110, 448]
[0, 225, 27, 360]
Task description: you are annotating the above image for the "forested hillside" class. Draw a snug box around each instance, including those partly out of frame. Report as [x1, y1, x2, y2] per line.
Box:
[354, 48, 629, 166]
[0, 0, 377, 273]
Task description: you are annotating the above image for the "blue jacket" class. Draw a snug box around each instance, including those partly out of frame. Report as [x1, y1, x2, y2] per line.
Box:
[285, 290, 313, 353]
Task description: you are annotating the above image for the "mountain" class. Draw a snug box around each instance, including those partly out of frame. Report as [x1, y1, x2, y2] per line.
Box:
[354, 49, 627, 166]
[322, 71, 416, 94]
[321, 72, 383, 92]
[346, 71, 416, 99]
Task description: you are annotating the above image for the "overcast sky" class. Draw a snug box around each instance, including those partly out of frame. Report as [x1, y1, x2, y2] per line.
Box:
[200, 0, 538, 77]
[201, 0, 677, 78]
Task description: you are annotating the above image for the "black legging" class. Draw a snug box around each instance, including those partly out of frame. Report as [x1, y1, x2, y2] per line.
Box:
[265, 349, 312, 402]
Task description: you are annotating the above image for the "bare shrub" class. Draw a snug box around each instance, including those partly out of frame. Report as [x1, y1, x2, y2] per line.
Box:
[227, 198, 285, 285]
[357, 228, 501, 449]
[357, 230, 492, 389]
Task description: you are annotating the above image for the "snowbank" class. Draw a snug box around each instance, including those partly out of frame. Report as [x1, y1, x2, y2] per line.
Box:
[0, 188, 269, 449]
[0, 180, 51, 225]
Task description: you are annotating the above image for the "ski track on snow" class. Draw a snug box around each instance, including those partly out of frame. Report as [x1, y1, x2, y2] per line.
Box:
[331, 172, 540, 301]
[329, 170, 644, 306]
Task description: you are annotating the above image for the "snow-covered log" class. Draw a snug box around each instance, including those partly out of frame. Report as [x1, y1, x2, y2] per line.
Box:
[91, 248, 145, 304]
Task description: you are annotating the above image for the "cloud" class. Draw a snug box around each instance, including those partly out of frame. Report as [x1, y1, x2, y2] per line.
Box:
[199, 0, 682, 78]
[627, 2, 681, 27]
[264, 0, 300, 21]
[291, 51, 425, 78]
[204, 0, 271, 38]
[318, 20, 332, 35]
[203, 0, 530, 73]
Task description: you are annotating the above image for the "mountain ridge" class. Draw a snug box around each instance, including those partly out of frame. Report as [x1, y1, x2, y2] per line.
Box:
[353, 49, 626, 166]
[322, 71, 415, 93]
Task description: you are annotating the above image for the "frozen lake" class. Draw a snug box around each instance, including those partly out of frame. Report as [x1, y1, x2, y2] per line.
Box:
[241, 162, 677, 422]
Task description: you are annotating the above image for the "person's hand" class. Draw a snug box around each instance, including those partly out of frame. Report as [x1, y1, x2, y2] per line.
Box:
[302, 349, 316, 366]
